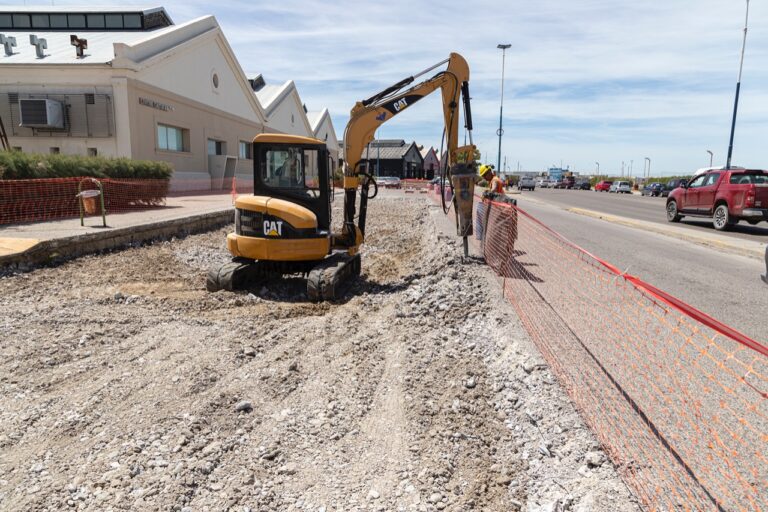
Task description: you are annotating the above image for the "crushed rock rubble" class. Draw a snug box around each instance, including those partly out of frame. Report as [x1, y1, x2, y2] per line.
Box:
[0, 195, 641, 511]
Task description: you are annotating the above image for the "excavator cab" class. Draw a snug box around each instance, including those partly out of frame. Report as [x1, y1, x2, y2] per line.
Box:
[252, 134, 332, 232]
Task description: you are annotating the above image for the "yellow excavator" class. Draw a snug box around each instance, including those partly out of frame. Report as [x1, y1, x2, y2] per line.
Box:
[207, 52, 478, 300]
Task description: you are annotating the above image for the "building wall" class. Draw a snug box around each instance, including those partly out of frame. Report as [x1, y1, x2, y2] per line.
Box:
[125, 79, 264, 190]
[403, 144, 424, 179]
[422, 149, 439, 179]
[265, 92, 312, 137]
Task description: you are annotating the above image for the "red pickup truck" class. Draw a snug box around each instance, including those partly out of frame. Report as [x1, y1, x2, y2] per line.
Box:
[666, 169, 768, 230]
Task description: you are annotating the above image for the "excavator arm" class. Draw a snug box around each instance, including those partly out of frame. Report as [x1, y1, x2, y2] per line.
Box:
[338, 52, 475, 246]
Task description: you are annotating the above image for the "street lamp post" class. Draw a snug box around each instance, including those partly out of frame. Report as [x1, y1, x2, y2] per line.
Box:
[707, 150, 713, 167]
[595, 162, 600, 176]
[645, 157, 651, 179]
[726, 0, 750, 170]
[496, 43, 511, 174]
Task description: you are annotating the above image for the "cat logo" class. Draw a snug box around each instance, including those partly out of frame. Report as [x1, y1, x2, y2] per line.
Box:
[263, 220, 284, 237]
[393, 98, 408, 112]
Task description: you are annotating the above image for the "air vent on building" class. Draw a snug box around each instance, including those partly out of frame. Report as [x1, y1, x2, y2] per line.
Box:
[19, 99, 65, 128]
[248, 75, 265, 92]
[85, 93, 95, 104]
[8, 93, 19, 103]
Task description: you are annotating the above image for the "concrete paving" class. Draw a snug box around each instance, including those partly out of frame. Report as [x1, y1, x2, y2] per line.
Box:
[0, 194, 234, 268]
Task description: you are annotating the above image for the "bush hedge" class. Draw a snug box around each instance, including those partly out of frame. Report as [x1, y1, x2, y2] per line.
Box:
[0, 151, 172, 180]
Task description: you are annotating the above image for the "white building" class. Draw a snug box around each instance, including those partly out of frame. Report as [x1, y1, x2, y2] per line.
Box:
[306, 108, 340, 173]
[0, 6, 337, 191]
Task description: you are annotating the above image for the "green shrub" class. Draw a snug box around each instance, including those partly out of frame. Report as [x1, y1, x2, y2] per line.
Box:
[0, 151, 172, 180]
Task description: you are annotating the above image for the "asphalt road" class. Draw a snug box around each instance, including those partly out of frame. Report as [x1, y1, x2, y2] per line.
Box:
[514, 197, 768, 344]
[522, 187, 768, 242]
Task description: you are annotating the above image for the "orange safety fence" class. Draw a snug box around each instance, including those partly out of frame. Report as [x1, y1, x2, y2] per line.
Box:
[431, 188, 767, 511]
[0, 177, 255, 225]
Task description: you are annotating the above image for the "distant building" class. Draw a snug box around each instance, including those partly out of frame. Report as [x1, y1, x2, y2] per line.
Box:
[360, 139, 423, 178]
[420, 146, 439, 180]
[547, 167, 568, 181]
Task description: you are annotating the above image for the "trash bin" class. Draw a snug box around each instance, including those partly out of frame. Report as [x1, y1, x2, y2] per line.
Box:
[78, 189, 101, 215]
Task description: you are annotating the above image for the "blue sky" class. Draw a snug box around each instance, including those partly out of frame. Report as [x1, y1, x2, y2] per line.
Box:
[7, 0, 767, 176]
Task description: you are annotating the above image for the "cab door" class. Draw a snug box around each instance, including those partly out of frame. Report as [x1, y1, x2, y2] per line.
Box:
[679, 174, 706, 212]
[696, 173, 722, 214]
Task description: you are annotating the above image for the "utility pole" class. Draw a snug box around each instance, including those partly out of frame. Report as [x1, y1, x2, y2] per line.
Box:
[726, 0, 750, 170]
[496, 43, 511, 174]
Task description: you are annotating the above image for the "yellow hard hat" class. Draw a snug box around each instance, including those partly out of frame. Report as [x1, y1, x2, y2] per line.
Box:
[479, 164, 494, 178]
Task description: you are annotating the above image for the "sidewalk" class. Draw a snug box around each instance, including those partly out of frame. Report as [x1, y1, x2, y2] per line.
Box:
[0, 194, 234, 268]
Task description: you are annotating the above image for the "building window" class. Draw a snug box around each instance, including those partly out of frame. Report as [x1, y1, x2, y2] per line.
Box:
[87, 148, 98, 157]
[49, 14, 67, 28]
[212, 73, 219, 89]
[68, 14, 86, 28]
[86, 14, 105, 28]
[123, 14, 142, 29]
[50, 147, 60, 155]
[31, 14, 50, 28]
[238, 141, 251, 160]
[105, 14, 123, 29]
[207, 139, 226, 156]
[12, 14, 31, 28]
[157, 124, 187, 152]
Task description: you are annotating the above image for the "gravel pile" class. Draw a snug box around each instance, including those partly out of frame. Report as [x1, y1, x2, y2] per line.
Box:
[0, 195, 640, 511]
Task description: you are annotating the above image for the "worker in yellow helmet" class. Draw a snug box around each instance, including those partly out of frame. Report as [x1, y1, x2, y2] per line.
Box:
[479, 164, 504, 194]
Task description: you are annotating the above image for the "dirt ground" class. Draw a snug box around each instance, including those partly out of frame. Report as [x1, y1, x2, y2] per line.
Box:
[0, 195, 641, 511]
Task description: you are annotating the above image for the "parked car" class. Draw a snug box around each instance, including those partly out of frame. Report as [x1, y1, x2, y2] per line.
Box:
[660, 178, 688, 197]
[666, 169, 768, 230]
[575, 181, 591, 190]
[609, 181, 632, 194]
[518, 176, 536, 191]
[535, 178, 548, 188]
[595, 180, 613, 192]
[552, 180, 567, 189]
[376, 176, 401, 189]
[641, 182, 664, 196]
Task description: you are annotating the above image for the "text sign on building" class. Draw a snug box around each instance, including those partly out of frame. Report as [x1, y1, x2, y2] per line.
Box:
[139, 97, 174, 112]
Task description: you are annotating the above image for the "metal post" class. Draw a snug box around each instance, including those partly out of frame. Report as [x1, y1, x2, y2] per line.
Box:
[726, 0, 750, 170]
[645, 157, 651, 179]
[707, 150, 713, 167]
[496, 43, 511, 174]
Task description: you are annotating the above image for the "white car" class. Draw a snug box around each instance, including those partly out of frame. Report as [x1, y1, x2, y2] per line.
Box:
[609, 181, 632, 194]
[518, 176, 536, 191]
[536, 178, 548, 188]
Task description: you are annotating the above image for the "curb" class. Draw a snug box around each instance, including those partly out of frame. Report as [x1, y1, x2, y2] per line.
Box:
[0, 208, 234, 271]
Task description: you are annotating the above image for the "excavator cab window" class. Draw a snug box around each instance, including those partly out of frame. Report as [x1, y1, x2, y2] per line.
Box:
[255, 142, 331, 230]
[262, 147, 320, 197]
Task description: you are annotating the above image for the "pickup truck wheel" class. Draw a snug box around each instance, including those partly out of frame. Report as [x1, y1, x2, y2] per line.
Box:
[666, 200, 682, 222]
[713, 204, 732, 231]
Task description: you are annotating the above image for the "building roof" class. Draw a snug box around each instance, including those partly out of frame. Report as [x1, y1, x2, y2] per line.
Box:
[254, 83, 289, 113]
[305, 109, 329, 133]
[369, 139, 406, 148]
[0, 25, 182, 64]
[420, 146, 437, 159]
[361, 140, 421, 160]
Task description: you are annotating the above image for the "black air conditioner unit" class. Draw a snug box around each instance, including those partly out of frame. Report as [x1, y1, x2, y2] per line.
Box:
[19, 99, 64, 128]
